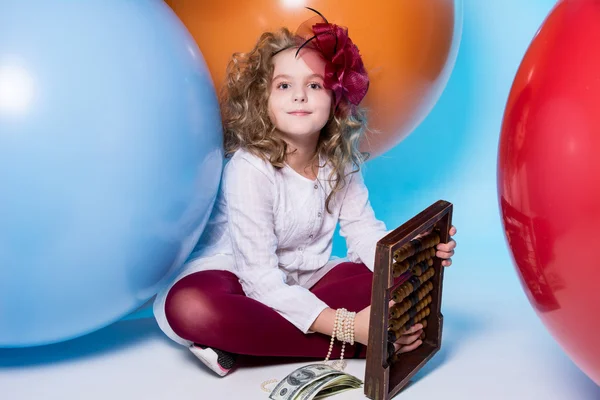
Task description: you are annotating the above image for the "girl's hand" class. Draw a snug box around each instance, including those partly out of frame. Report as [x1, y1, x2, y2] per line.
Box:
[392, 323, 423, 353]
[355, 302, 424, 353]
[437, 225, 457, 267]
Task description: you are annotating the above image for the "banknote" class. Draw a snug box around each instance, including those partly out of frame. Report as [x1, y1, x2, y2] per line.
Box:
[299, 373, 362, 400]
[313, 384, 358, 400]
[269, 364, 341, 400]
[268, 364, 362, 400]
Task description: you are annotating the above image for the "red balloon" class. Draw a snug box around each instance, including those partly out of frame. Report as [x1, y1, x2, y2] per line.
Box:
[498, 0, 600, 384]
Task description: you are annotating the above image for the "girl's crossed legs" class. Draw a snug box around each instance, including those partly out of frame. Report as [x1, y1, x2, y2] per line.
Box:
[164, 262, 373, 359]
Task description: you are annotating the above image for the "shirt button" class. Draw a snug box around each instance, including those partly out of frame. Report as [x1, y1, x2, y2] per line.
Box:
[317, 212, 322, 218]
[314, 184, 318, 189]
[298, 247, 304, 252]
[309, 234, 314, 239]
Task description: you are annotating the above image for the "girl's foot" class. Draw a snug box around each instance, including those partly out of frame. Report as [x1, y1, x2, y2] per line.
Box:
[189, 344, 237, 377]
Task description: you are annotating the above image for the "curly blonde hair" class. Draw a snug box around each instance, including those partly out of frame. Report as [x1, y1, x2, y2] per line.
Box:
[220, 27, 370, 213]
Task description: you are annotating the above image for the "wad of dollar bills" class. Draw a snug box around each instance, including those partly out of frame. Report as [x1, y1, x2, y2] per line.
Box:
[268, 364, 363, 400]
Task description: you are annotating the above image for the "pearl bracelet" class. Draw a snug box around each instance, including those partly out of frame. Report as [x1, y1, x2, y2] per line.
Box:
[324, 308, 356, 364]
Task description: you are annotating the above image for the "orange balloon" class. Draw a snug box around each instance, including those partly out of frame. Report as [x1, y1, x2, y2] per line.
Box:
[166, 0, 462, 157]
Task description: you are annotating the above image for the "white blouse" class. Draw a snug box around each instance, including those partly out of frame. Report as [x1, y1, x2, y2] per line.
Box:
[153, 148, 389, 346]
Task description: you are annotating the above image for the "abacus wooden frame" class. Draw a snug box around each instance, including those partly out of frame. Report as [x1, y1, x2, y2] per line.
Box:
[364, 200, 453, 400]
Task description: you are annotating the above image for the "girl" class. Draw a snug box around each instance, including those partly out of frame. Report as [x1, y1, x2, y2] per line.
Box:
[153, 10, 457, 377]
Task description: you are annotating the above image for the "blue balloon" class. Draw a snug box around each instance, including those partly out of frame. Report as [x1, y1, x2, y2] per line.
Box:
[0, 0, 223, 347]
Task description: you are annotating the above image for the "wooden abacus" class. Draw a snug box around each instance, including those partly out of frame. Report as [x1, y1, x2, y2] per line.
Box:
[365, 200, 453, 400]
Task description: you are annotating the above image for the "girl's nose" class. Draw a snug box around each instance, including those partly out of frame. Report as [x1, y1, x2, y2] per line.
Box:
[293, 89, 307, 103]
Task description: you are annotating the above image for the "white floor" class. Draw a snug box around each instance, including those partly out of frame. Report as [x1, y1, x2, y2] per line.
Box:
[2, 260, 600, 400]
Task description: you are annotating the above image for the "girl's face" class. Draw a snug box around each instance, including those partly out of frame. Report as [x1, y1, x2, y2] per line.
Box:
[268, 47, 333, 145]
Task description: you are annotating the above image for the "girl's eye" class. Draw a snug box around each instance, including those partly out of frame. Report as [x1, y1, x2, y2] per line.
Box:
[276, 82, 290, 89]
[309, 83, 322, 89]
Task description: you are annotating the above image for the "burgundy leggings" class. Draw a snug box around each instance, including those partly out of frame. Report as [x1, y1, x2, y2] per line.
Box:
[164, 262, 373, 359]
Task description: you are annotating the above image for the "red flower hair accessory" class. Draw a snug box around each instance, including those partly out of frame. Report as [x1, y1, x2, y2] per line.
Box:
[296, 8, 369, 107]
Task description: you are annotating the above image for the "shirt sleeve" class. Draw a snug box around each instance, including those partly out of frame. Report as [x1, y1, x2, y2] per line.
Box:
[338, 168, 390, 271]
[223, 156, 329, 333]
